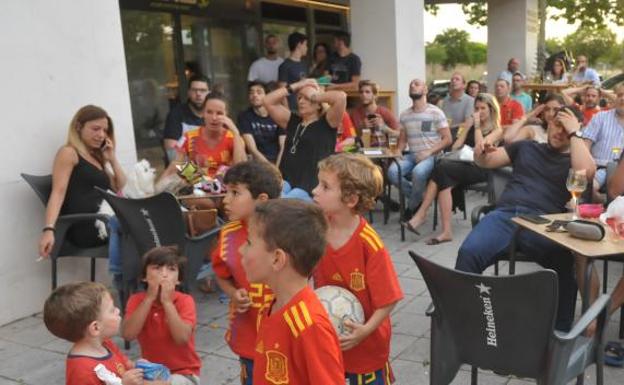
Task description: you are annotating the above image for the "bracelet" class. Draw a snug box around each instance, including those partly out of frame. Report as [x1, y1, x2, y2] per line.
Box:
[42, 226, 55, 233]
[286, 85, 294, 95]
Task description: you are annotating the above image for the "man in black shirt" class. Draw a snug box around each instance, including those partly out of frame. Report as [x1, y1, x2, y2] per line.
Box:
[162, 75, 210, 162]
[327, 31, 361, 91]
[456, 106, 596, 331]
[238, 81, 285, 164]
[278, 32, 309, 111]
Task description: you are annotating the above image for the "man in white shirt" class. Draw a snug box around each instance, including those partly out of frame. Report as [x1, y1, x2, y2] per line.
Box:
[247, 34, 284, 84]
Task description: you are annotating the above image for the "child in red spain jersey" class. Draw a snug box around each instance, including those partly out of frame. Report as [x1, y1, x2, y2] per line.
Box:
[312, 153, 404, 384]
[122, 246, 201, 385]
[43, 281, 148, 385]
[242, 199, 345, 385]
[212, 160, 283, 385]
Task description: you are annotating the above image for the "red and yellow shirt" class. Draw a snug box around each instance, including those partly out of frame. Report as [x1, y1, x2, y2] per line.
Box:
[212, 221, 273, 359]
[253, 286, 345, 385]
[179, 127, 234, 177]
[66, 339, 131, 385]
[313, 217, 404, 374]
[125, 292, 201, 375]
[499, 97, 524, 126]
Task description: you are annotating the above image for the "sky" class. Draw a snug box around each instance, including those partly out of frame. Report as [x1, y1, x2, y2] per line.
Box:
[424, 4, 624, 43]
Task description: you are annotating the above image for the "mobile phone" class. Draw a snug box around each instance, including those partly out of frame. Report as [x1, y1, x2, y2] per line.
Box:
[519, 214, 550, 225]
[367, 114, 376, 120]
[100, 139, 107, 150]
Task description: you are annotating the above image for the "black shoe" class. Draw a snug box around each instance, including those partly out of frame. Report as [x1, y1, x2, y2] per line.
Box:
[380, 196, 400, 212]
[402, 208, 414, 222]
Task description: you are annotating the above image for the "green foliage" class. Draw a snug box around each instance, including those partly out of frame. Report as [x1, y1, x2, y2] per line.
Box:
[545, 38, 564, 55]
[427, 29, 487, 68]
[461, 0, 624, 28]
[563, 26, 616, 63]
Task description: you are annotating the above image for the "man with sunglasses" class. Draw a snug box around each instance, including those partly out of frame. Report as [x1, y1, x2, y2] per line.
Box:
[456, 104, 596, 331]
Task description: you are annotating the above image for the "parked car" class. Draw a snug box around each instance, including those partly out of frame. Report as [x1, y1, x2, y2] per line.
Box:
[602, 72, 624, 90]
[429, 80, 450, 99]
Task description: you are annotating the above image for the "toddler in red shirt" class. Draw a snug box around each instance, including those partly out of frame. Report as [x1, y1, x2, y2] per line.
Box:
[312, 153, 404, 384]
[43, 281, 150, 385]
[242, 199, 345, 385]
[212, 161, 283, 385]
[122, 246, 201, 385]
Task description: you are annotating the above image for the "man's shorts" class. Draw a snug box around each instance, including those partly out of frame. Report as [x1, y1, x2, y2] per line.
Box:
[346, 362, 394, 385]
[240, 357, 254, 385]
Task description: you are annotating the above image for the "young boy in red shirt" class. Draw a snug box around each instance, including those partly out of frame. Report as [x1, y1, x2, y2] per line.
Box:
[122, 246, 201, 385]
[43, 281, 146, 385]
[212, 161, 283, 385]
[242, 199, 345, 385]
[312, 153, 404, 384]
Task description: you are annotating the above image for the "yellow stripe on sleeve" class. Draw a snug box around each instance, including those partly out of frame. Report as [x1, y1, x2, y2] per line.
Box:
[362, 225, 384, 250]
[359, 232, 380, 252]
[290, 306, 306, 332]
[298, 301, 313, 327]
[283, 312, 299, 338]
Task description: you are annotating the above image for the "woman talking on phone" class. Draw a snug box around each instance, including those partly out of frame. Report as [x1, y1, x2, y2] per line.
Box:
[39, 105, 126, 258]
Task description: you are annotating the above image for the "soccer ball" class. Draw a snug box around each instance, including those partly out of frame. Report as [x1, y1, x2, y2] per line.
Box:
[315, 285, 365, 336]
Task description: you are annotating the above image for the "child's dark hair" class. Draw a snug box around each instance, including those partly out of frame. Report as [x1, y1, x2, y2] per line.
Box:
[141, 245, 187, 282]
[223, 161, 283, 199]
[252, 199, 327, 277]
[43, 281, 109, 342]
[248, 80, 269, 93]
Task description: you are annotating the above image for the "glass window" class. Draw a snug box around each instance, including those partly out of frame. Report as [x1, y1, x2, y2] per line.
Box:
[121, 10, 176, 170]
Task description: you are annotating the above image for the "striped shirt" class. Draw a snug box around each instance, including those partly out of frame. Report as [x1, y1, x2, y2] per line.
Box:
[582, 109, 624, 166]
[400, 104, 448, 158]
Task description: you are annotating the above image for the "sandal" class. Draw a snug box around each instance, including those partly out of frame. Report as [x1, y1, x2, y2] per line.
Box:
[401, 221, 420, 235]
[605, 341, 624, 367]
[425, 238, 452, 246]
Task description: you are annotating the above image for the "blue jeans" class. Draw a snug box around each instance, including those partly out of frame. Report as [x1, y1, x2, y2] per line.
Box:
[240, 357, 254, 385]
[387, 154, 435, 210]
[106, 216, 123, 289]
[456, 206, 577, 331]
[281, 181, 312, 201]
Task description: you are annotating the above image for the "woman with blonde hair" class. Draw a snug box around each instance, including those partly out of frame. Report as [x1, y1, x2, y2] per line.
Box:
[404, 93, 503, 244]
[39, 105, 126, 259]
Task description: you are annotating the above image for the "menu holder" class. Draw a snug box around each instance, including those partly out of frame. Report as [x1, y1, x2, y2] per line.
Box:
[361, 147, 385, 156]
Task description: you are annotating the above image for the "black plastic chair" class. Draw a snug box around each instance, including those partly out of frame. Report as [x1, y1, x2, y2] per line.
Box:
[409, 251, 611, 385]
[95, 188, 221, 308]
[22, 173, 110, 289]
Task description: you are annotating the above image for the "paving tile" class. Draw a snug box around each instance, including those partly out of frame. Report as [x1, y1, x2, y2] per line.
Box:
[391, 312, 429, 338]
[0, 346, 64, 383]
[390, 332, 417, 360]
[199, 353, 240, 385]
[0, 317, 56, 348]
[398, 276, 428, 297]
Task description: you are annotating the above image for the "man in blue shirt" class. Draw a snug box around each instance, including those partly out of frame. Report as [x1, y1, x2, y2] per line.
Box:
[572, 55, 601, 87]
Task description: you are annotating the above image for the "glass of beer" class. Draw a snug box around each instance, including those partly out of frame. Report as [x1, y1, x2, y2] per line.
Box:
[361, 128, 371, 148]
[388, 135, 398, 152]
[566, 168, 587, 219]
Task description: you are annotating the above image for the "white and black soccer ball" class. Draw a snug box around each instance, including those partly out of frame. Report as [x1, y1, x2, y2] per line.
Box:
[315, 285, 365, 336]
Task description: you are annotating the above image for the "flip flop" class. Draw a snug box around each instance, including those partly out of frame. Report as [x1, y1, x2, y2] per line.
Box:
[425, 238, 452, 246]
[605, 341, 624, 367]
[401, 221, 420, 235]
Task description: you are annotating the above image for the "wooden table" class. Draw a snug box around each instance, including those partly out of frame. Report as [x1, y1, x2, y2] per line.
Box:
[360, 148, 406, 241]
[522, 83, 570, 93]
[512, 213, 624, 310]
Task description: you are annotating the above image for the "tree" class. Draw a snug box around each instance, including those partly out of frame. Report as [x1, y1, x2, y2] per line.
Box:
[563, 27, 616, 63]
[426, 29, 487, 68]
[459, 0, 624, 29]
[545, 38, 564, 56]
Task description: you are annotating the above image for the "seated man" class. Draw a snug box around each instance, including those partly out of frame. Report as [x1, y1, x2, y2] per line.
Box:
[510, 72, 532, 114]
[238, 81, 285, 165]
[441, 72, 474, 139]
[162, 75, 210, 163]
[572, 55, 601, 87]
[387, 79, 451, 217]
[350, 79, 400, 147]
[581, 84, 624, 200]
[456, 106, 596, 331]
[561, 85, 606, 127]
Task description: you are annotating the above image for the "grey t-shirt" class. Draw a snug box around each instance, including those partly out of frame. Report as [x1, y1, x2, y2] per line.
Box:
[442, 93, 474, 129]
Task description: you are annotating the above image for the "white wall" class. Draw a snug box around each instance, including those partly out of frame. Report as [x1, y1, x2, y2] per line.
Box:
[487, 0, 538, 88]
[0, 0, 135, 325]
[351, 0, 426, 115]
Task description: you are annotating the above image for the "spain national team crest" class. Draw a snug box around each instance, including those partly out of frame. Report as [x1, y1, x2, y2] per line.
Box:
[265, 350, 289, 384]
[350, 270, 366, 292]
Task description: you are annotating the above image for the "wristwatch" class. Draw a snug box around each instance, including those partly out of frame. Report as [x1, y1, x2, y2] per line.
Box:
[568, 130, 583, 140]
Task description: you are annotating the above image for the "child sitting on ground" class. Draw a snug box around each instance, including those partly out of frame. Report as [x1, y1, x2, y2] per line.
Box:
[243, 199, 345, 384]
[312, 153, 404, 384]
[122, 246, 201, 385]
[43, 281, 147, 385]
[211, 160, 283, 385]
